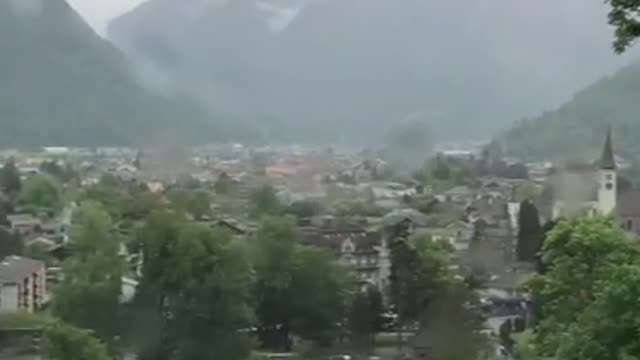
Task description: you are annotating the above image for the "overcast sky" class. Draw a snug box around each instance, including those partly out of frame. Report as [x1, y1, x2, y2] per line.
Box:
[68, 0, 145, 35]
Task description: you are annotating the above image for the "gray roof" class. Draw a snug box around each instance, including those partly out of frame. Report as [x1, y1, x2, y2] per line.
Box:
[6, 214, 41, 226]
[618, 190, 640, 217]
[445, 186, 472, 196]
[0, 256, 44, 284]
[382, 208, 428, 227]
[599, 127, 616, 170]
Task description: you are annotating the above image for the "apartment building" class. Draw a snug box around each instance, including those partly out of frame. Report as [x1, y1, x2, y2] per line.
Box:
[0, 256, 47, 313]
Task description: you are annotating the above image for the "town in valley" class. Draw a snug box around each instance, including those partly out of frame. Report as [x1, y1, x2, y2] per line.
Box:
[0, 130, 635, 359]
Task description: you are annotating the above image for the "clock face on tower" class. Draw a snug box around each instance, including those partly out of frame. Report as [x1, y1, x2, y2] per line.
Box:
[605, 182, 614, 190]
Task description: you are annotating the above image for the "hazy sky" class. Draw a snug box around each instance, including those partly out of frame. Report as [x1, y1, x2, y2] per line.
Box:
[68, 0, 145, 35]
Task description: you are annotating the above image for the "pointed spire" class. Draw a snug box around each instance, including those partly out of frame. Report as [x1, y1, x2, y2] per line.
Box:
[599, 126, 616, 170]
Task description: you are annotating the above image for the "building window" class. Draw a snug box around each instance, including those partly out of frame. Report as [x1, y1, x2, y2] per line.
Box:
[627, 219, 633, 231]
[606, 174, 613, 181]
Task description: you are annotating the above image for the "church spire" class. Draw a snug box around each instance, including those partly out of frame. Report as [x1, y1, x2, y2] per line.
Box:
[599, 126, 616, 170]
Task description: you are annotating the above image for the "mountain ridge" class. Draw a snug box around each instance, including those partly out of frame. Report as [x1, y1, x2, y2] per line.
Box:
[108, 0, 635, 143]
[0, 0, 215, 147]
[500, 59, 640, 163]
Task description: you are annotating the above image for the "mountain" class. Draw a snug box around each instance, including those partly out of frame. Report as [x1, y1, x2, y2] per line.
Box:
[0, 0, 214, 147]
[108, 0, 634, 144]
[501, 60, 640, 163]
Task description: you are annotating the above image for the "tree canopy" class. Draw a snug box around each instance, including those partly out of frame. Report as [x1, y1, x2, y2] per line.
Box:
[252, 217, 356, 350]
[389, 233, 454, 327]
[249, 185, 283, 218]
[42, 320, 113, 360]
[52, 201, 124, 344]
[0, 158, 21, 195]
[516, 200, 543, 262]
[166, 188, 212, 220]
[18, 174, 61, 211]
[524, 216, 640, 360]
[129, 211, 255, 360]
[608, 0, 640, 53]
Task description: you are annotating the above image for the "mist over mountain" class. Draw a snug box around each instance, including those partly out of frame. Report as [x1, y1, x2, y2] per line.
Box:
[0, 0, 214, 147]
[108, 0, 634, 143]
[501, 60, 640, 164]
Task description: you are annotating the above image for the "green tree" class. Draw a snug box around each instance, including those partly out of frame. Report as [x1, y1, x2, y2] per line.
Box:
[389, 233, 453, 333]
[252, 217, 298, 350]
[289, 246, 355, 346]
[0, 158, 21, 195]
[431, 154, 452, 180]
[18, 174, 62, 211]
[285, 200, 322, 219]
[190, 189, 212, 219]
[502, 163, 529, 179]
[39, 161, 71, 182]
[99, 173, 121, 188]
[167, 189, 212, 220]
[126, 211, 185, 360]
[122, 184, 163, 220]
[348, 286, 384, 348]
[42, 320, 112, 360]
[0, 227, 22, 259]
[166, 188, 193, 213]
[389, 229, 417, 330]
[417, 284, 488, 360]
[527, 216, 640, 360]
[608, 0, 640, 53]
[80, 184, 125, 220]
[214, 172, 235, 195]
[130, 212, 255, 360]
[252, 217, 356, 349]
[52, 201, 124, 344]
[516, 200, 543, 262]
[250, 185, 282, 218]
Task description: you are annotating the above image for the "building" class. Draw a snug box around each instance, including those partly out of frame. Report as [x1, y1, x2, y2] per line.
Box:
[6, 214, 42, 238]
[551, 128, 617, 219]
[300, 219, 390, 290]
[619, 191, 640, 235]
[0, 256, 47, 313]
[465, 197, 515, 277]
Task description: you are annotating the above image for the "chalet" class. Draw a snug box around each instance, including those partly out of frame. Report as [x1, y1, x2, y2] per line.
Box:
[463, 197, 514, 278]
[300, 220, 389, 290]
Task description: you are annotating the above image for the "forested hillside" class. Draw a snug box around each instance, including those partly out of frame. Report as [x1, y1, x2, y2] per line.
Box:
[502, 60, 640, 162]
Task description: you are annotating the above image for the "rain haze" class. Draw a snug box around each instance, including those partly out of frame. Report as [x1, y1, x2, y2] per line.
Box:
[3, 0, 640, 359]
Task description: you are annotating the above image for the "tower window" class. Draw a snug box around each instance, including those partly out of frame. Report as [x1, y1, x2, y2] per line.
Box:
[606, 174, 613, 181]
[606, 182, 614, 190]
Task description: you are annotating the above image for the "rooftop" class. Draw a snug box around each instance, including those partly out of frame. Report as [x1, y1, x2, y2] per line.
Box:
[0, 256, 44, 284]
[618, 190, 640, 217]
[598, 126, 616, 170]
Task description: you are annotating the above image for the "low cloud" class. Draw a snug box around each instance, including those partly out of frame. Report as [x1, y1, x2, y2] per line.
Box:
[9, 0, 43, 17]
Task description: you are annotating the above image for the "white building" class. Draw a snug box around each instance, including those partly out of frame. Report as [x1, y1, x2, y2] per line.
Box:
[552, 128, 617, 219]
[0, 256, 47, 313]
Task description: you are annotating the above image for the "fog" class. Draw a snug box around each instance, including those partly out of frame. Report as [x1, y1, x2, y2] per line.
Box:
[8, 0, 43, 16]
[102, 0, 636, 144]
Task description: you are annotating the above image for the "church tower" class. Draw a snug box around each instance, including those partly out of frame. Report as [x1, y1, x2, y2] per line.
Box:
[597, 127, 617, 215]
